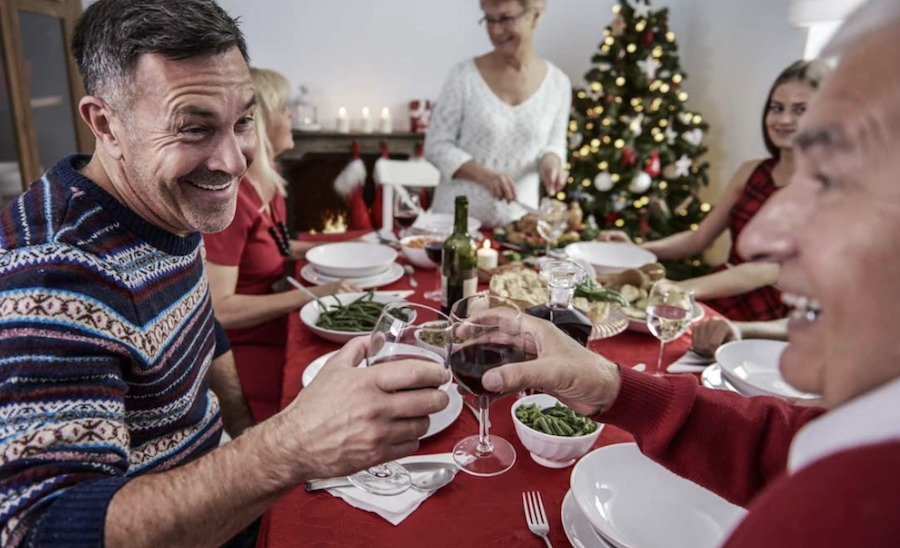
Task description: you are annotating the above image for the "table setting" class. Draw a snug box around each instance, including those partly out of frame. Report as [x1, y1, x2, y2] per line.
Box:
[259, 212, 767, 548]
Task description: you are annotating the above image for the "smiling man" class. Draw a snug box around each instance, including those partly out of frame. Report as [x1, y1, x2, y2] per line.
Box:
[0, 1, 448, 547]
[481, 0, 900, 545]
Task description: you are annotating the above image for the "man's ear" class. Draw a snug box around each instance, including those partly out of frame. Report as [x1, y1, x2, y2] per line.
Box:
[79, 95, 125, 161]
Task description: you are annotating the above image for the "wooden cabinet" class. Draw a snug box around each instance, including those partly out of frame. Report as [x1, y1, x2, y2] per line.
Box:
[0, 0, 90, 205]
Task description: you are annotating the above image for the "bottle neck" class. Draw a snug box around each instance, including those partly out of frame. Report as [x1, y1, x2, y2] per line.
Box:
[454, 201, 468, 235]
[549, 284, 575, 309]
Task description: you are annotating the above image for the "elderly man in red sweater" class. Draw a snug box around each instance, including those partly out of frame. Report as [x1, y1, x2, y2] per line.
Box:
[483, 1, 900, 546]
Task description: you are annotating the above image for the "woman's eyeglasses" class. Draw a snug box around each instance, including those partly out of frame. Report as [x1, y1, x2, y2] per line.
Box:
[479, 10, 530, 28]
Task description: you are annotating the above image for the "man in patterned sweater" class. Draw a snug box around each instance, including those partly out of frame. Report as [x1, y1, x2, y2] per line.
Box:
[0, 1, 449, 547]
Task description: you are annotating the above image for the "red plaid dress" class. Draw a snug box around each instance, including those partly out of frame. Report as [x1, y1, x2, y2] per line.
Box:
[704, 159, 789, 321]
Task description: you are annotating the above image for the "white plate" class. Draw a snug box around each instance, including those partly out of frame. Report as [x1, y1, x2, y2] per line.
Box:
[301, 351, 462, 440]
[301, 262, 405, 289]
[306, 242, 398, 278]
[412, 212, 481, 234]
[562, 490, 615, 548]
[565, 242, 657, 274]
[701, 363, 743, 394]
[716, 340, 819, 400]
[571, 443, 746, 548]
[299, 292, 410, 344]
[625, 301, 705, 334]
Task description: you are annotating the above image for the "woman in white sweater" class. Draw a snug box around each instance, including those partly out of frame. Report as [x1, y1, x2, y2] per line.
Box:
[425, 0, 571, 227]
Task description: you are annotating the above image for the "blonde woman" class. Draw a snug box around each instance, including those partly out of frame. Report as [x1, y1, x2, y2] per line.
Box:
[425, 0, 571, 227]
[203, 68, 356, 421]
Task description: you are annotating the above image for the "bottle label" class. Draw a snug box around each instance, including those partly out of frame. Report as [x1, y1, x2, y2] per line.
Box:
[441, 272, 478, 311]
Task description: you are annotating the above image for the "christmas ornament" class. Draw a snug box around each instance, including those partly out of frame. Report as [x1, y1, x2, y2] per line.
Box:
[612, 15, 626, 36]
[665, 125, 679, 145]
[627, 113, 645, 137]
[594, 171, 614, 191]
[612, 195, 628, 212]
[569, 132, 584, 148]
[659, 69, 672, 79]
[597, 62, 612, 71]
[637, 54, 661, 80]
[678, 111, 694, 125]
[643, 31, 654, 46]
[632, 0, 652, 19]
[674, 154, 693, 178]
[645, 149, 661, 177]
[662, 163, 678, 180]
[605, 212, 619, 225]
[683, 128, 704, 147]
[621, 147, 637, 167]
[639, 209, 651, 235]
[629, 172, 653, 194]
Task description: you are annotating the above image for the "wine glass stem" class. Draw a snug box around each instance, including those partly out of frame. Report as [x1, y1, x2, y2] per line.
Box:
[476, 395, 493, 455]
[656, 340, 667, 375]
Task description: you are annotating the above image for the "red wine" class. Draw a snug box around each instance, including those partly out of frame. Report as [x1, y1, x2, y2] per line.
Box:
[395, 212, 418, 228]
[424, 241, 443, 263]
[450, 343, 525, 395]
[526, 304, 593, 346]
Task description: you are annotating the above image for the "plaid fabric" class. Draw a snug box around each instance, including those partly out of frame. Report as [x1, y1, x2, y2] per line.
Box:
[704, 159, 789, 322]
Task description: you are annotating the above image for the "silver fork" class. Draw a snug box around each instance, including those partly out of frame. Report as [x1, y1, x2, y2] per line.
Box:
[403, 264, 419, 287]
[523, 491, 553, 547]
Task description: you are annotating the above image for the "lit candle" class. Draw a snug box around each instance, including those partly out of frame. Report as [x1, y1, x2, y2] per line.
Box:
[337, 107, 350, 133]
[477, 240, 499, 270]
[361, 106, 374, 134]
[379, 107, 393, 134]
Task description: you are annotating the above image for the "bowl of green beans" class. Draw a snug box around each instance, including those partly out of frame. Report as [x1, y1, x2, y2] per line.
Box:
[511, 394, 604, 469]
[300, 291, 411, 343]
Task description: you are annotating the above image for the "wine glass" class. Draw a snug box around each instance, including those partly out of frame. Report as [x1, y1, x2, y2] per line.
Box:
[347, 302, 452, 495]
[536, 198, 568, 256]
[423, 228, 451, 303]
[646, 282, 695, 376]
[449, 294, 525, 476]
[394, 191, 422, 233]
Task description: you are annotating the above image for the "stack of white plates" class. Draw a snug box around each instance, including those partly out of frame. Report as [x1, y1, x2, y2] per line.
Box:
[302, 242, 403, 289]
[564, 443, 746, 548]
[711, 340, 820, 401]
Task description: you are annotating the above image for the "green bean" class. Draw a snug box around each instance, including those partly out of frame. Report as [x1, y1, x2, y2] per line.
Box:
[315, 291, 391, 333]
[515, 402, 599, 437]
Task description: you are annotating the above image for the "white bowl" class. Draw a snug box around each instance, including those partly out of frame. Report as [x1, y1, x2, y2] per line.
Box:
[511, 394, 603, 469]
[299, 292, 407, 344]
[571, 443, 746, 548]
[400, 235, 443, 270]
[306, 243, 397, 278]
[565, 242, 657, 274]
[716, 340, 819, 400]
[412, 212, 481, 234]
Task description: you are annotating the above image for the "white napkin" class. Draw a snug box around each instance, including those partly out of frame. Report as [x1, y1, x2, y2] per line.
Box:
[667, 349, 715, 374]
[327, 453, 456, 525]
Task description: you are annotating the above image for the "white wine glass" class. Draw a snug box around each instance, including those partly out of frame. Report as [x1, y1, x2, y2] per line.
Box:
[347, 302, 452, 495]
[646, 282, 695, 376]
[536, 198, 568, 256]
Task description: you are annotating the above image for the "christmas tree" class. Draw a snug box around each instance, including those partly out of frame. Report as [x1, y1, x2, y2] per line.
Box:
[563, 0, 712, 279]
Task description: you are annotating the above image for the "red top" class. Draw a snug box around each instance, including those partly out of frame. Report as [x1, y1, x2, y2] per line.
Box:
[203, 179, 289, 420]
[601, 367, 900, 546]
[705, 159, 789, 321]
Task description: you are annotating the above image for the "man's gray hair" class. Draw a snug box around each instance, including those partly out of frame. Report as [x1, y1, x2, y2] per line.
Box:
[72, 0, 249, 104]
[823, 0, 900, 57]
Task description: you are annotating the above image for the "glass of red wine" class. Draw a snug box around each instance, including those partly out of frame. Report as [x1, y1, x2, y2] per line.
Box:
[347, 302, 452, 495]
[394, 192, 421, 233]
[449, 294, 526, 476]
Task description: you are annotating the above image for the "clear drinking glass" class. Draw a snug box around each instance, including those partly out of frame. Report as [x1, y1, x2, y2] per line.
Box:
[536, 198, 568, 256]
[646, 282, 695, 376]
[394, 191, 421, 233]
[347, 302, 452, 495]
[449, 294, 525, 476]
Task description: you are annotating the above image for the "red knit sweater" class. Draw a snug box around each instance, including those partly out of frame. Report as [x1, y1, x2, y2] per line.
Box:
[600, 366, 900, 547]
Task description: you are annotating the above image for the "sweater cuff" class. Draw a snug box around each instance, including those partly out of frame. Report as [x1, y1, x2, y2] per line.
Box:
[596, 366, 681, 435]
[35, 477, 131, 547]
[213, 319, 231, 359]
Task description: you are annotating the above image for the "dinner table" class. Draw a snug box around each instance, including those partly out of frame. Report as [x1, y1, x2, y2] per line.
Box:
[255, 230, 719, 548]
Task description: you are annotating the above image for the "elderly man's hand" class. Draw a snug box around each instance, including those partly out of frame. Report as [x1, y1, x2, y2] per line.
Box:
[481, 316, 621, 416]
[692, 318, 740, 358]
[278, 337, 450, 481]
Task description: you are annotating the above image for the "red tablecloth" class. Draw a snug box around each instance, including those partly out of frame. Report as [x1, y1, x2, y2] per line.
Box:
[257, 236, 711, 548]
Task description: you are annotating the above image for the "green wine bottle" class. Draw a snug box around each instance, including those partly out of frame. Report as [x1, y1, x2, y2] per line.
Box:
[441, 196, 478, 316]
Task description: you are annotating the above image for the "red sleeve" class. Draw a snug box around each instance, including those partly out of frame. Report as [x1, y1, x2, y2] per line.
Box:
[722, 442, 900, 547]
[599, 366, 826, 507]
[203, 186, 256, 267]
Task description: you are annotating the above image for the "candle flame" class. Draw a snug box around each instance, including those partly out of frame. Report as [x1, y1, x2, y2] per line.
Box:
[382, 107, 390, 117]
[338, 106, 347, 117]
[483, 240, 492, 249]
[362, 106, 370, 117]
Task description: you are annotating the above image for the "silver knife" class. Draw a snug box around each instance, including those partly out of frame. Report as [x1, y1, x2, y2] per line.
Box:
[305, 462, 455, 491]
[375, 290, 416, 300]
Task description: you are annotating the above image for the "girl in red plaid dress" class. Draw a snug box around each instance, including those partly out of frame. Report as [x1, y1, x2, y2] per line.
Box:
[603, 60, 830, 322]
